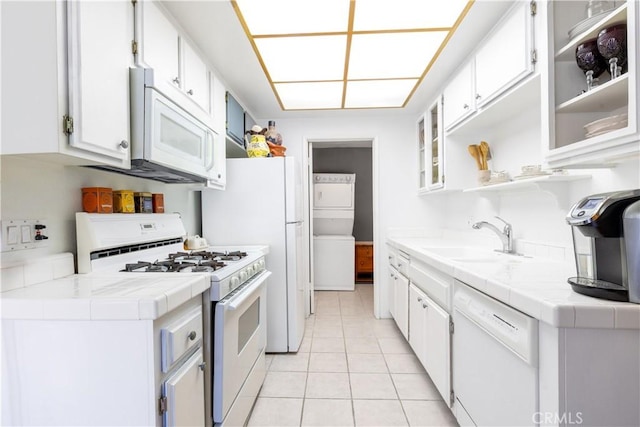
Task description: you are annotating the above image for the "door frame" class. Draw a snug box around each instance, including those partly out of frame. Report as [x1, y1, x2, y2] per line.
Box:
[303, 136, 380, 318]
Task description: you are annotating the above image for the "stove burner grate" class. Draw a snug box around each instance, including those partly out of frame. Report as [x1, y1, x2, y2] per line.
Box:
[122, 258, 226, 273]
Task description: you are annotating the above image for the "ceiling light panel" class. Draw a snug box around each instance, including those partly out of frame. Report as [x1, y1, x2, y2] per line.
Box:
[353, 0, 470, 30]
[232, 0, 473, 110]
[255, 35, 347, 82]
[348, 32, 447, 80]
[235, 0, 350, 35]
[275, 82, 344, 109]
[345, 79, 418, 108]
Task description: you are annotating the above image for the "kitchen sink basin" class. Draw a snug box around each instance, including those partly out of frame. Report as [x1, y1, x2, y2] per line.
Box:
[451, 255, 525, 264]
[422, 246, 531, 264]
[422, 246, 492, 259]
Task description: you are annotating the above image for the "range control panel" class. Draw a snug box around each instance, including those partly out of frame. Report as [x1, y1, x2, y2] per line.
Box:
[1, 219, 49, 252]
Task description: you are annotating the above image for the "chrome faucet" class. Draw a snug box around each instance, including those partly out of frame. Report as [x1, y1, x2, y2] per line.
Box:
[472, 216, 514, 254]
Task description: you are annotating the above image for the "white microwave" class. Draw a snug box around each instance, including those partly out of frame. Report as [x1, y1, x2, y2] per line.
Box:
[95, 68, 225, 186]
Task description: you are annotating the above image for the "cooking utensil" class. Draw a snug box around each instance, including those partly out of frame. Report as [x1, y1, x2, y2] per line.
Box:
[479, 141, 491, 170]
[468, 145, 483, 170]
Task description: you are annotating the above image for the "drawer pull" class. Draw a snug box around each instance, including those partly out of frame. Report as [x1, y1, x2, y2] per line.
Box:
[199, 362, 206, 371]
[417, 297, 422, 302]
[188, 331, 197, 341]
[422, 303, 428, 309]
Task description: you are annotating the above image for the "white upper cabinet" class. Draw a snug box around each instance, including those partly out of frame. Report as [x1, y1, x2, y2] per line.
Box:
[544, 1, 640, 168]
[139, 0, 180, 92]
[443, 62, 475, 130]
[443, 1, 537, 133]
[474, 1, 534, 108]
[136, 1, 213, 126]
[418, 97, 445, 193]
[67, 1, 132, 166]
[183, 41, 210, 112]
[1, 1, 132, 168]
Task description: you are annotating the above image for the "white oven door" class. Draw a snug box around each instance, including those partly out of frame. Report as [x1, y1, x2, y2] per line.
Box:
[212, 270, 271, 424]
[146, 88, 218, 180]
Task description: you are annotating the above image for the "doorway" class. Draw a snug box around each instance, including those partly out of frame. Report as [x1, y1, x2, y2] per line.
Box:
[304, 138, 377, 318]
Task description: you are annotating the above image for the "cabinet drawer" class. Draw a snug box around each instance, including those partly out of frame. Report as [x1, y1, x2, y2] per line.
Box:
[395, 253, 410, 277]
[408, 261, 452, 311]
[161, 307, 203, 373]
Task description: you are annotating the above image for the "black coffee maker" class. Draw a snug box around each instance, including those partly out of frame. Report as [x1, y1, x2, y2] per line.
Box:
[566, 189, 640, 301]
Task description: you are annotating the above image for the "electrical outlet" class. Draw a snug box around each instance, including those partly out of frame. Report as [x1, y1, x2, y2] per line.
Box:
[1, 219, 49, 252]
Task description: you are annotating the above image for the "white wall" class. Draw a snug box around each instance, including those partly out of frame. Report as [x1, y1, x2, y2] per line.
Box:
[0, 156, 202, 264]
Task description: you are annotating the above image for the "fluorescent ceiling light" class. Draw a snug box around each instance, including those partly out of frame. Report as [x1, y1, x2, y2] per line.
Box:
[353, 0, 470, 30]
[349, 32, 448, 79]
[235, 0, 350, 35]
[274, 82, 343, 110]
[232, 0, 473, 110]
[255, 35, 347, 82]
[345, 79, 418, 108]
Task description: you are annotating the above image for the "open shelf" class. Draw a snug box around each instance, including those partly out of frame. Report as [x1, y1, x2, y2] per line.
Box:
[556, 74, 628, 113]
[555, 3, 627, 61]
[462, 174, 592, 193]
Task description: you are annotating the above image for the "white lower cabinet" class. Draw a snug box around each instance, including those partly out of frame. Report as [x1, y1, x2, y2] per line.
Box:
[162, 349, 206, 427]
[388, 247, 409, 339]
[391, 267, 409, 340]
[409, 284, 427, 364]
[409, 283, 451, 406]
[1, 296, 206, 426]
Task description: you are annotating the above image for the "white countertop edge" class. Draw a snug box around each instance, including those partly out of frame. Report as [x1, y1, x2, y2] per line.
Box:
[1, 274, 210, 321]
[387, 237, 640, 329]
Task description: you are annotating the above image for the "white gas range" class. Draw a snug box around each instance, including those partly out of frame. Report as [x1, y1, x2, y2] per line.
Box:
[75, 212, 271, 427]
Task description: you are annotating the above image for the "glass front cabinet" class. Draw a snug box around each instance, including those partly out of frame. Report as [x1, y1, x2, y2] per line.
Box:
[418, 97, 444, 193]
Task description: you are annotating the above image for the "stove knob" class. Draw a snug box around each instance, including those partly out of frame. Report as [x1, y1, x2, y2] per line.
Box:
[239, 271, 247, 283]
[254, 262, 261, 272]
[230, 277, 240, 288]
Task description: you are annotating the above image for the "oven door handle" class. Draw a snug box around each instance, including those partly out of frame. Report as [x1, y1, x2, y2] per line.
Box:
[226, 271, 272, 311]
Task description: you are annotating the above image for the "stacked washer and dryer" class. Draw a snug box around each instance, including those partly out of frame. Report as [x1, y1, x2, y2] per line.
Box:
[313, 173, 356, 291]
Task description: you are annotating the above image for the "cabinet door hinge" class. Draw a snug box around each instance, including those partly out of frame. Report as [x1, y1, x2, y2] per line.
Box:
[131, 40, 138, 55]
[530, 1, 537, 16]
[158, 396, 167, 415]
[449, 319, 454, 334]
[531, 49, 538, 65]
[450, 390, 455, 406]
[63, 115, 74, 136]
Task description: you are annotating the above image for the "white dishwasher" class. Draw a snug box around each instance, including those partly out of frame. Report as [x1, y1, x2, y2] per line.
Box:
[453, 281, 538, 427]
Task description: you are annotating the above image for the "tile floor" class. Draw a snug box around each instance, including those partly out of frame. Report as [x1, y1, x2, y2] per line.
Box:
[247, 284, 458, 427]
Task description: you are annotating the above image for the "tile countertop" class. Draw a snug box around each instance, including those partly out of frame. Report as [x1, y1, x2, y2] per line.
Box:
[0, 246, 271, 322]
[0, 273, 210, 321]
[387, 237, 640, 330]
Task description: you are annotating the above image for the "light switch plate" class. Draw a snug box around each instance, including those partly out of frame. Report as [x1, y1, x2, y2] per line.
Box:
[1, 219, 48, 252]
